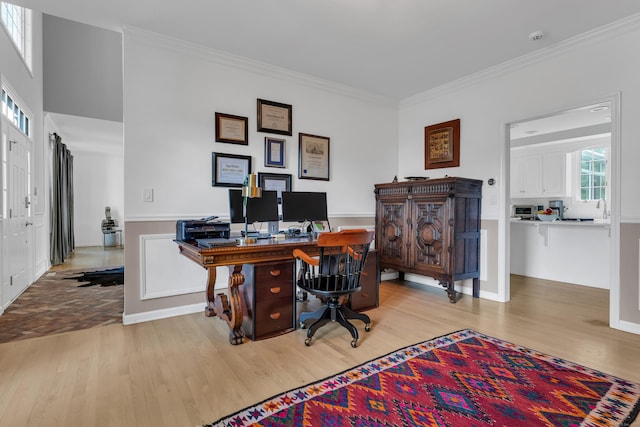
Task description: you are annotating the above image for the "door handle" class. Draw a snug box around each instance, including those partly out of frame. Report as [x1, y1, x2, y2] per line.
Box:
[25, 222, 33, 226]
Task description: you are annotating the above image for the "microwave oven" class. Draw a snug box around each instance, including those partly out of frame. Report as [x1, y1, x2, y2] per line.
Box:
[513, 205, 538, 219]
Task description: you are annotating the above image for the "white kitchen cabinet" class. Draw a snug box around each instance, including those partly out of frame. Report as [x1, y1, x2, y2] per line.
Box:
[510, 153, 542, 197]
[541, 151, 565, 197]
[511, 150, 566, 198]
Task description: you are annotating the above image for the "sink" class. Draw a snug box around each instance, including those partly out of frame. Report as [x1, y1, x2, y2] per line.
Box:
[560, 218, 594, 222]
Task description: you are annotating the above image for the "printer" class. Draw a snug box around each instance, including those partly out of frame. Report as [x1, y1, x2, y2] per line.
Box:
[176, 219, 231, 241]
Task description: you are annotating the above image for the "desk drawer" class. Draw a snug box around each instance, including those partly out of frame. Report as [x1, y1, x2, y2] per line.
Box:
[242, 260, 296, 340]
[254, 262, 294, 301]
[349, 250, 379, 312]
[253, 299, 295, 339]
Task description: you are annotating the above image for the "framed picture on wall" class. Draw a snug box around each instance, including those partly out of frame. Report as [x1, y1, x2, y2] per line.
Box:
[264, 137, 286, 168]
[215, 113, 248, 145]
[258, 172, 292, 203]
[212, 152, 251, 187]
[424, 118, 460, 169]
[298, 133, 330, 181]
[257, 99, 292, 136]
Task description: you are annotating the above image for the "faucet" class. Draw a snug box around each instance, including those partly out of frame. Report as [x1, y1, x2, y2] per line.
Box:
[596, 199, 608, 219]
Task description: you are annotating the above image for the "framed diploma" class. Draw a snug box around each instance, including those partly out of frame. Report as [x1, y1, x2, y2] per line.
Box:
[424, 119, 460, 169]
[257, 99, 292, 136]
[258, 172, 292, 203]
[212, 152, 252, 187]
[264, 137, 285, 168]
[298, 133, 330, 181]
[215, 112, 248, 145]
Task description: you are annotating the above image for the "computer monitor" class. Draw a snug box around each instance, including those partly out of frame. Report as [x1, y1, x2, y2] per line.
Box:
[281, 191, 328, 222]
[228, 189, 279, 224]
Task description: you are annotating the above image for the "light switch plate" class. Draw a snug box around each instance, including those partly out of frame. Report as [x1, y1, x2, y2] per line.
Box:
[143, 188, 154, 202]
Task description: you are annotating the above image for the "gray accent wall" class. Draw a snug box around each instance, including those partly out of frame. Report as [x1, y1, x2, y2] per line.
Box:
[43, 14, 122, 122]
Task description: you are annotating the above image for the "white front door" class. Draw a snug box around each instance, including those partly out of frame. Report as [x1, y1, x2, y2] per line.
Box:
[2, 118, 32, 308]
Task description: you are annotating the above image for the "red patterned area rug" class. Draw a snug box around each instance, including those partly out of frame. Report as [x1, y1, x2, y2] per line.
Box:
[205, 329, 640, 427]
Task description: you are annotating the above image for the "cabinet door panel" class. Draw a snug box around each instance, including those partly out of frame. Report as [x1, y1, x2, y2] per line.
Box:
[409, 199, 449, 274]
[542, 151, 565, 196]
[377, 201, 408, 268]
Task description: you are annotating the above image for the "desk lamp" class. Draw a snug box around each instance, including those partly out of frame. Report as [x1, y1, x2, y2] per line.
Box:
[241, 173, 261, 242]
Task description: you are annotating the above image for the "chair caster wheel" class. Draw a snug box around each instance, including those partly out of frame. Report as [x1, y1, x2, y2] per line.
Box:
[351, 339, 358, 348]
[299, 322, 307, 329]
[365, 323, 371, 332]
[305, 338, 312, 346]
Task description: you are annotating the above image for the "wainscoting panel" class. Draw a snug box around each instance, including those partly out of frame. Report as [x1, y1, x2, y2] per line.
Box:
[140, 234, 227, 300]
[481, 229, 488, 282]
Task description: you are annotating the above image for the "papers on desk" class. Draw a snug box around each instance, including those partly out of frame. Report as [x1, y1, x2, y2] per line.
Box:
[196, 238, 237, 248]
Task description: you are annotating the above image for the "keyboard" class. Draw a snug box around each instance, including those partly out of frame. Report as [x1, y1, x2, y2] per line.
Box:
[196, 238, 237, 248]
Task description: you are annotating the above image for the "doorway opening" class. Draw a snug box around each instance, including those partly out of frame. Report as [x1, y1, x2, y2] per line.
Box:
[503, 94, 621, 328]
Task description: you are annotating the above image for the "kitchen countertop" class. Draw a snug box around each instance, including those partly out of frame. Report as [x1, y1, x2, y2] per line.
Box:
[510, 218, 610, 226]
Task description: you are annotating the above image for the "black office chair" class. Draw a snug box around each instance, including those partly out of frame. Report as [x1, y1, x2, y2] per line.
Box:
[293, 229, 374, 347]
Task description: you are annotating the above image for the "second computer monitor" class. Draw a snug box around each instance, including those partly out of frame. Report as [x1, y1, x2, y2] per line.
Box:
[281, 191, 328, 223]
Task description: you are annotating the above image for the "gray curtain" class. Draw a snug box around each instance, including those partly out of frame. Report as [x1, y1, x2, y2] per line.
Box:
[50, 133, 74, 265]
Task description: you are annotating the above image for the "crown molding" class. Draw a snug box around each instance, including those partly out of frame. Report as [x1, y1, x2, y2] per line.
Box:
[400, 12, 640, 108]
[123, 26, 396, 108]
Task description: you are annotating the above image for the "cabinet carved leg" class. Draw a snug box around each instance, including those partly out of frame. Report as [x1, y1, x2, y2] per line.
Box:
[440, 281, 457, 303]
[205, 264, 246, 345]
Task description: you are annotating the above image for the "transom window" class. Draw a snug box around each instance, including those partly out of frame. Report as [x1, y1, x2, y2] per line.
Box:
[580, 147, 607, 201]
[1, 2, 32, 69]
[2, 87, 30, 136]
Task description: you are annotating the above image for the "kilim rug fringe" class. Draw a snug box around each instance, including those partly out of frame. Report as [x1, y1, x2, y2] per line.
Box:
[204, 329, 640, 427]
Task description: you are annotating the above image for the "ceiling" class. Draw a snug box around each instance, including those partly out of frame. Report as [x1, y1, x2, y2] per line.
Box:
[510, 101, 612, 144]
[15, 0, 640, 150]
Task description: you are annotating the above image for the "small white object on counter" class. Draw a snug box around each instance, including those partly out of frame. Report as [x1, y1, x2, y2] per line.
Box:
[537, 214, 559, 222]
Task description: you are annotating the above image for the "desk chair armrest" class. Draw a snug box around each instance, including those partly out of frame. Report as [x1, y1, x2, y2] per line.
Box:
[292, 248, 319, 266]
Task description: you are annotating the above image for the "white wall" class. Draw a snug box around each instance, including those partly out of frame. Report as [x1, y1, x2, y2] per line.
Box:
[124, 29, 397, 222]
[72, 149, 124, 246]
[398, 20, 640, 328]
[43, 14, 123, 122]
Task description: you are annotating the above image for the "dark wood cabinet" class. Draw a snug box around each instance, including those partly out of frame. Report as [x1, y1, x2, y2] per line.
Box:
[374, 177, 482, 303]
[241, 260, 296, 340]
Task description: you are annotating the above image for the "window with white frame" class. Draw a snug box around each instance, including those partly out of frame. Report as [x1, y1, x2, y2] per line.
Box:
[1, 2, 32, 69]
[579, 147, 607, 201]
[2, 87, 30, 136]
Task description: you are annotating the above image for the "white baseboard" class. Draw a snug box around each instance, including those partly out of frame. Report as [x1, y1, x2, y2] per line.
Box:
[401, 273, 499, 301]
[123, 302, 204, 325]
[618, 320, 640, 335]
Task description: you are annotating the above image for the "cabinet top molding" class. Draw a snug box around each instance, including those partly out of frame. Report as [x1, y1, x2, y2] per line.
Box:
[375, 177, 483, 198]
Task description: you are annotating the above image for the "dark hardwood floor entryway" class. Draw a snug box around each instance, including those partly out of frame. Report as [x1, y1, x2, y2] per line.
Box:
[0, 246, 124, 343]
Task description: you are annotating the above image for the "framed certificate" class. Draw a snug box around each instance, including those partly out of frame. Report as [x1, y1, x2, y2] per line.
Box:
[215, 113, 248, 145]
[212, 152, 251, 187]
[298, 133, 330, 181]
[264, 137, 285, 168]
[257, 99, 292, 136]
[258, 172, 292, 203]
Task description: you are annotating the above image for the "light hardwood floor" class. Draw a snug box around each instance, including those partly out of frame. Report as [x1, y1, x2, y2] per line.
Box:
[48, 246, 124, 272]
[1, 273, 639, 426]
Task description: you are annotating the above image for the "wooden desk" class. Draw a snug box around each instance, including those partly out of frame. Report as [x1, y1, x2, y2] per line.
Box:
[176, 237, 320, 345]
